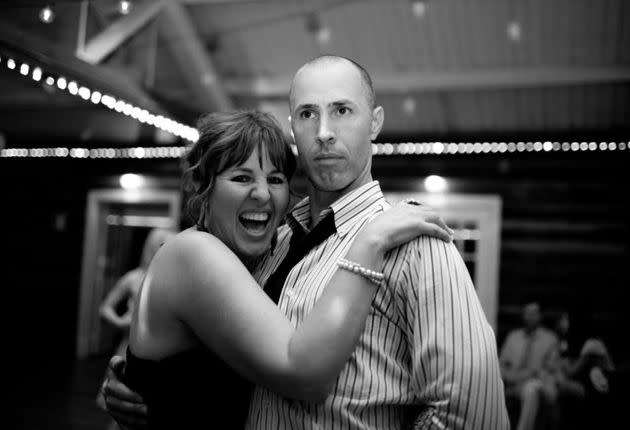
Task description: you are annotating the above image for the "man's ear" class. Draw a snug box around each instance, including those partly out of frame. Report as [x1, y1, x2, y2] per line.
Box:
[369, 106, 384, 141]
[288, 116, 295, 143]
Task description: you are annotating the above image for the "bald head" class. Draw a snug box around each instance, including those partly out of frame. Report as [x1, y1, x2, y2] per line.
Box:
[289, 55, 376, 111]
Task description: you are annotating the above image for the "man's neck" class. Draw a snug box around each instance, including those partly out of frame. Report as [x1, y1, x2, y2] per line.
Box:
[307, 173, 373, 228]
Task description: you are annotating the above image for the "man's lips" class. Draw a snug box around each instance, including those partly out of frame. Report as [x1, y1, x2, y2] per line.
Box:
[314, 153, 344, 161]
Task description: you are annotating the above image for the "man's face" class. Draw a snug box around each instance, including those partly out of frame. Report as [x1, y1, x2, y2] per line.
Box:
[289, 60, 383, 193]
[523, 303, 541, 330]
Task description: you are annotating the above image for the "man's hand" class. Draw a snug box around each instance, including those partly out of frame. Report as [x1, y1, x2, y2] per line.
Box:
[101, 355, 148, 429]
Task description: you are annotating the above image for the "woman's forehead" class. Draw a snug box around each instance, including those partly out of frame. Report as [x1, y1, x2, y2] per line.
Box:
[232, 143, 280, 171]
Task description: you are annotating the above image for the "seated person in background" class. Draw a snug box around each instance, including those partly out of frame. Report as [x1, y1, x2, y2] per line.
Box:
[554, 309, 615, 428]
[500, 300, 560, 430]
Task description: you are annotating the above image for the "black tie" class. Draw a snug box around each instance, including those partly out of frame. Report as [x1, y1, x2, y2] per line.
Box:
[264, 212, 337, 304]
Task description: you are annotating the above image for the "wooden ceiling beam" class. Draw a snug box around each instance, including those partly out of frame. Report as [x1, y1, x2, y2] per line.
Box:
[223, 67, 630, 97]
[0, 18, 167, 115]
[160, 0, 233, 112]
[76, 0, 165, 65]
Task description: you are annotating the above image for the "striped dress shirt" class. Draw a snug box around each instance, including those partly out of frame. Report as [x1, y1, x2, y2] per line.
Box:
[246, 181, 509, 430]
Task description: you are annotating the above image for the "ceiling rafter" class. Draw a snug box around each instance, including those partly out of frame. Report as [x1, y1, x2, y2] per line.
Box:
[223, 67, 630, 97]
[0, 17, 167, 115]
[76, 0, 165, 65]
[160, 0, 233, 112]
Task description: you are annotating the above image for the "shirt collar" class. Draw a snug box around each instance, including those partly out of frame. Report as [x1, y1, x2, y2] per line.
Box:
[287, 181, 386, 236]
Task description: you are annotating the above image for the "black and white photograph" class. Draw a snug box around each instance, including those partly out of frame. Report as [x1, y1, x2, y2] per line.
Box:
[2, 1, 628, 429]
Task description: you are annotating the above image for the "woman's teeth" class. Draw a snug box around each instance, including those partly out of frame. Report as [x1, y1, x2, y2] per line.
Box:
[240, 212, 270, 222]
[239, 212, 270, 232]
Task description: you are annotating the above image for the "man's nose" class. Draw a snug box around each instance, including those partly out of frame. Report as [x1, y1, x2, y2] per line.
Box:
[316, 116, 335, 145]
[250, 181, 271, 202]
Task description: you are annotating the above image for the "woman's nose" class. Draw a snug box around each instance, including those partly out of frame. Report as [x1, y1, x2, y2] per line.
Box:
[250, 181, 271, 202]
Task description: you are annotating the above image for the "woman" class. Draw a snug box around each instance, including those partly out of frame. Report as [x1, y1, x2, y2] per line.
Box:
[123, 110, 453, 428]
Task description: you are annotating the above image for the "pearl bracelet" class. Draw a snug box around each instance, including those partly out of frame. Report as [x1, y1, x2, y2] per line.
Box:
[337, 258, 385, 286]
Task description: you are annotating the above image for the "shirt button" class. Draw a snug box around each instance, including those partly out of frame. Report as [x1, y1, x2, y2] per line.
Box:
[285, 289, 294, 298]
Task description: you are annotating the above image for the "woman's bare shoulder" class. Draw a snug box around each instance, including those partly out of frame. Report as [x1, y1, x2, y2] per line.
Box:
[153, 229, 239, 280]
[161, 228, 228, 258]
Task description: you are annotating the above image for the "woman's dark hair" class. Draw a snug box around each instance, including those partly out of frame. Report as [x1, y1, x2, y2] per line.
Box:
[181, 110, 296, 229]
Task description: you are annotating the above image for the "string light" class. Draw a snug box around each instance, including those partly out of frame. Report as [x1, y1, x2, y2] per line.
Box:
[1, 51, 200, 143]
[1, 146, 189, 159]
[32, 67, 42, 82]
[366, 141, 627, 156]
[507, 21, 522, 42]
[119, 1, 132, 15]
[2, 141, 626, 159]
[424, 175, 448, 193]
[39, 5, 55, 24]
[402, 96, 416, 115]
[305, 13, 331, 45]
[411, 1, 427, 18]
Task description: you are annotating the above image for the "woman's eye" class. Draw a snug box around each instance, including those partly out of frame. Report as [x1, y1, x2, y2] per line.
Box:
[231, 175, 251, 183]
[268, 176, 286, 185]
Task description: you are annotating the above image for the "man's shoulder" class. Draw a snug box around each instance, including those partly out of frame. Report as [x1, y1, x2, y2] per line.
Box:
[537, 327, 559, 343]
[507, 328, 526, 339]
[385, 234, 457, 263]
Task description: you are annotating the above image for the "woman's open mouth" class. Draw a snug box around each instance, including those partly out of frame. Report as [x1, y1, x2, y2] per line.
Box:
[238, 211, 270, 234]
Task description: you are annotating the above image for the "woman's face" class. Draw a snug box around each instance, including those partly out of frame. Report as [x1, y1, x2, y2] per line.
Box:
[206, 145, 290, 261]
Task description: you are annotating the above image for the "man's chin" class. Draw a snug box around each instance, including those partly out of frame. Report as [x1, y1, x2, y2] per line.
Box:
[311, 174, 351, 193]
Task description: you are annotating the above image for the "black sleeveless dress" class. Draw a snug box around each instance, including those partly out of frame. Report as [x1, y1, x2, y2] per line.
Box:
[124, 346, 253, 429]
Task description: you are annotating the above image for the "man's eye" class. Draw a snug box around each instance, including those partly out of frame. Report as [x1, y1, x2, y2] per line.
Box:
[299, 111, 315, 119]
[336, 106, 350, 115]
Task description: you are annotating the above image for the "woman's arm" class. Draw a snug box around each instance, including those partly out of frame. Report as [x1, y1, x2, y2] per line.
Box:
[168, 205, 452, 401]
[100, 271, 138, 330]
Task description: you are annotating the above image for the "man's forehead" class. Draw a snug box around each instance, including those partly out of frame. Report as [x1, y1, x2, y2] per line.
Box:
[291, 62, 365, 106]
[295, 59, 359, 83]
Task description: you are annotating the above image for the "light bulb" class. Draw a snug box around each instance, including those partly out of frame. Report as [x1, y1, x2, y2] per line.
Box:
[39, 6, 55, 24]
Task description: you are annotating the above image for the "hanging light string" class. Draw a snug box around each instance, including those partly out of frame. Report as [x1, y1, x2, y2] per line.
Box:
[370, 140, 627, 155]
[2, 140, 627, 159]
[0, 51, 199, 143]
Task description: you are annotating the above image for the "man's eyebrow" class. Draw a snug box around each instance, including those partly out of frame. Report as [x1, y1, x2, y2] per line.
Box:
[295, 100, 356, 111]
[295, 103, 318, 111]
[330, 99, 355, 107]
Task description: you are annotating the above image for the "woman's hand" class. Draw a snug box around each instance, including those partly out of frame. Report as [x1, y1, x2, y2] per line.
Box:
[359, 200, 453, 257]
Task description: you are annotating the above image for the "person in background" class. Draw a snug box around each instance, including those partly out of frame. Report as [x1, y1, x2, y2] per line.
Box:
[99, 228, 177, 357]
[96, 228, 175, 424]
[102, 55, 509, 430]
[500, 300, 560, 430]
[554, 309, 615, 428]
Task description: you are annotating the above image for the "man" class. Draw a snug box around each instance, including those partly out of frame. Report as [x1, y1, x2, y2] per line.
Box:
[500, 301, 559, 430]
[103, 55, 509, 429]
